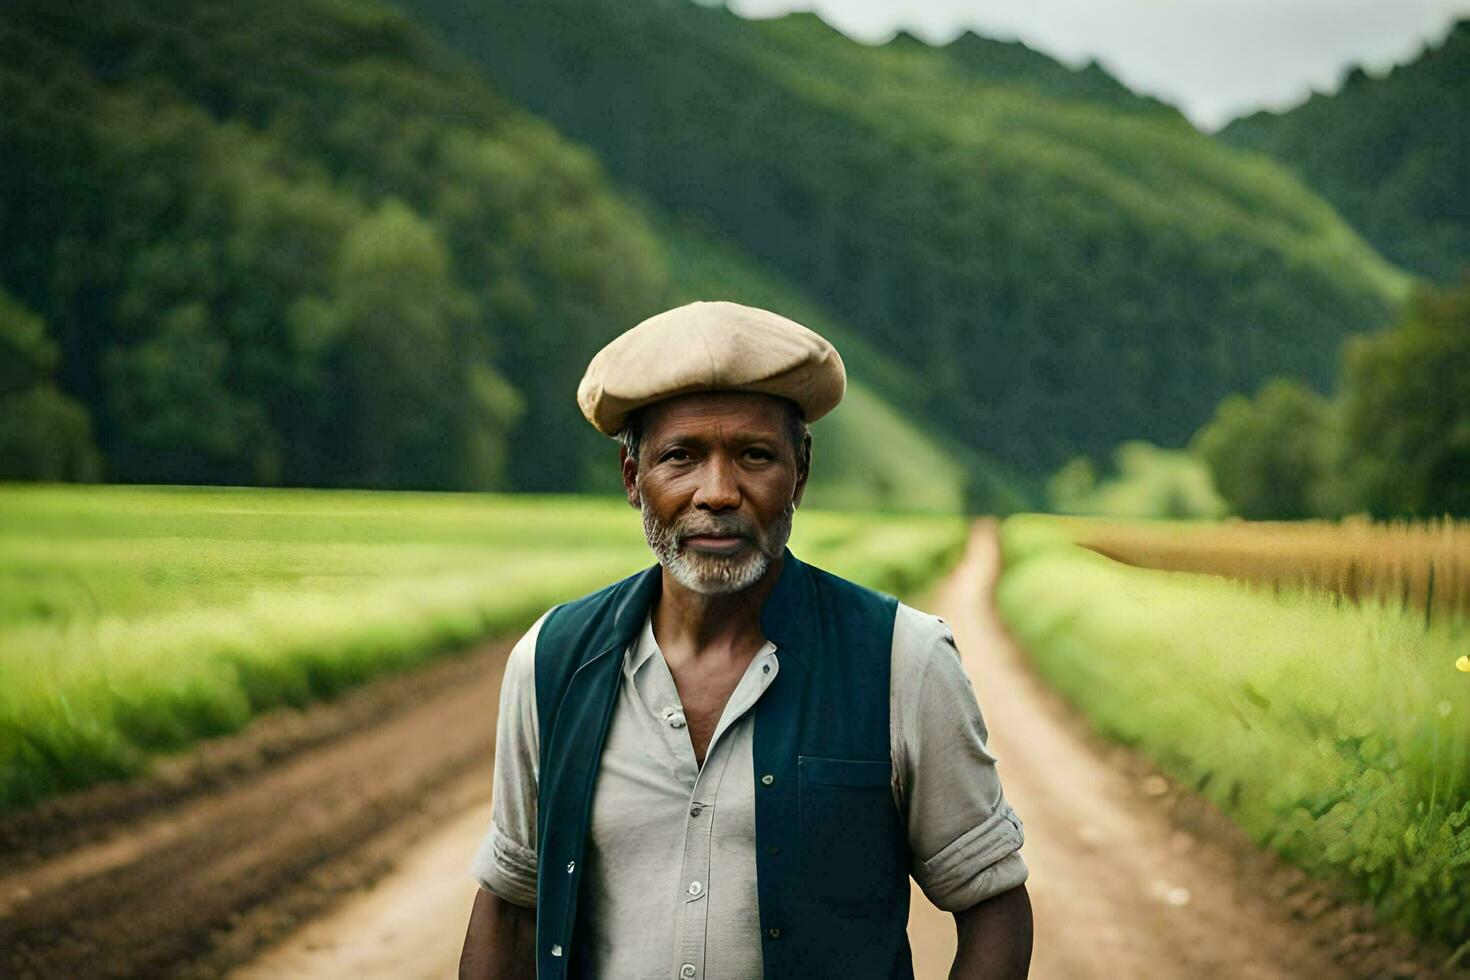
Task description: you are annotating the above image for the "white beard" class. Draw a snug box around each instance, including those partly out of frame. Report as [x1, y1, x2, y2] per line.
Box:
[639, 494, 795, 595]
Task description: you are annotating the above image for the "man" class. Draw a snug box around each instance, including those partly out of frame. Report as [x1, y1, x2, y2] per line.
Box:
[461, 301, 1032, 979]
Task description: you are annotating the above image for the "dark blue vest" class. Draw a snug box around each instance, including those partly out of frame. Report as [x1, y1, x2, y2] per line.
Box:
[532, 547, 913, 979]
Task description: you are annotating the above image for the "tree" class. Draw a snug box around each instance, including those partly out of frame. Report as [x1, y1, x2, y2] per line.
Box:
[323, 199, 487, 489]
[102, 303, 273, 484]
[1046, 440, 1229, 519]
[1189, 377, 1339, 519]
[0, 289, 100, 481]
[1338, 283, 1470, 517]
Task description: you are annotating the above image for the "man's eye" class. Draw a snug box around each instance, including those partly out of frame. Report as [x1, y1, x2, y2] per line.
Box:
[661, 449, 691, 463]
[745, 448, 774, 461]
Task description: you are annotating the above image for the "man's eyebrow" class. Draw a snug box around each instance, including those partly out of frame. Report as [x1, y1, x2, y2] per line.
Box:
[653, 430, 780, 449]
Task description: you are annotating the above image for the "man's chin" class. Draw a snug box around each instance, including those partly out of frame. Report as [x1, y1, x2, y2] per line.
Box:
[669, 548, 771, 595]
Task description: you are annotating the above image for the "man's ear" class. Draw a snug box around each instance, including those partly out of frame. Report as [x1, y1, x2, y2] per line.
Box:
[791, 431, 812, 509]
[620, 445, 640, 509]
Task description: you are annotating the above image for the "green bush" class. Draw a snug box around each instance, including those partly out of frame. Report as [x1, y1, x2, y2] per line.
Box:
[1189, 377, 1339, 519]
[1046, 440, 1229, 519]
[1339, 284, 1470, 518]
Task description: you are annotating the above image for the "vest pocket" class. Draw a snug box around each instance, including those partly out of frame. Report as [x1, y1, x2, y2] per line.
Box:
[797, 756, 905, 905]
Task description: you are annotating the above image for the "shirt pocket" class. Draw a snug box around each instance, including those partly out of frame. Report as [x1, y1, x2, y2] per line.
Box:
[797, 756, 906, 905]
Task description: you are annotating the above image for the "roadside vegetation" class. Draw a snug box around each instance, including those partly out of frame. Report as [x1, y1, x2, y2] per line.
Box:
[996, 514, 1470, 951]
[0, 484, 965, 813]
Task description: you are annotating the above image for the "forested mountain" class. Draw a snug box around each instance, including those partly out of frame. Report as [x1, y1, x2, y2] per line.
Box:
[1221, 21, 1469, 283]
[0, 0, 975, 507]
[403, 0, 1410, 476]
[653, 210, 1035, 513]
[905, 29, 1177, 119]
[1, 0, 669, 492]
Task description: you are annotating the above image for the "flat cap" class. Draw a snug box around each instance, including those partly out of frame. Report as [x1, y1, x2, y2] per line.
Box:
[577, 300, 846, 436]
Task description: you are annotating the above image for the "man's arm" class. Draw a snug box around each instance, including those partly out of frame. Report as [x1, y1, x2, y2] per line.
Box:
[460, 886, 537, 980]
[460, 613, 547, 978]
[951, 882, 1033, 979]
[891, 604, 1032, 977]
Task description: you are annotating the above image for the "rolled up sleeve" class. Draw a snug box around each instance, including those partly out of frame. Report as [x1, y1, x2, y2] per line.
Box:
[468, 610, 549, 908]
[892, 604, 1028, 912]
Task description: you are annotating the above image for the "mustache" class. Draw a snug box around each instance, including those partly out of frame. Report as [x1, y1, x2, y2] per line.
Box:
[674, 514, 755, 542]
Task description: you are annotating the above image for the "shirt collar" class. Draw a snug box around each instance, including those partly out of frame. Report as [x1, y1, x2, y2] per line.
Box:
[618, 546, 812, 672]
[625, 608, 661, 677]
[624, 608, 781, 679]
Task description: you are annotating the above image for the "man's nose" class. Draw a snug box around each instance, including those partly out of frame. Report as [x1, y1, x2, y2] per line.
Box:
[692, 455, 741, 511]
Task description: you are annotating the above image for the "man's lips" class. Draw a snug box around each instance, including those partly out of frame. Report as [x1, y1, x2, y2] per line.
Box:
[682, 534, 749, 553]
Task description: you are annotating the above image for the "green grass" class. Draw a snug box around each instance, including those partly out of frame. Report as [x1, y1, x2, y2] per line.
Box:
[996, 514, 1470, 949]
[0, 483, 966, 812]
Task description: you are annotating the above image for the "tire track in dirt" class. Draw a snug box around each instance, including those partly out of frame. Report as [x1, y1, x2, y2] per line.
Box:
[934, 520, 1346, 979]
[0, 641, 511, 979]
[232, 520, 1414, 979]
[4, 523, 1452, 978]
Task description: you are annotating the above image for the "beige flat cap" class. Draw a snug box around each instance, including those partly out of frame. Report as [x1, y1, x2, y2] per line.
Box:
[577, 300, 846, 436]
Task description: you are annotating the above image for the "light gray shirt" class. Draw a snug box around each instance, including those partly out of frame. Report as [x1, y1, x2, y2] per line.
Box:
[470, 600, 1027, 979]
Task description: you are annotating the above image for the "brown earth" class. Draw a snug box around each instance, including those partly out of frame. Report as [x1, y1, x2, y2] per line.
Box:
[0, 640, 512, 979]
[2, 520, 1461, 979]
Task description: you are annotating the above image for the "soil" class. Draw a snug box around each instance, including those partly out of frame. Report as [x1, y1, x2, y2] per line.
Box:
[0, 640, 511, 979]
[2, 520, 1462, 979]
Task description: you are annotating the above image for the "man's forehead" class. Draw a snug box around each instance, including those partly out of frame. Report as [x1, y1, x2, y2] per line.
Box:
[641, 391, 792, 438]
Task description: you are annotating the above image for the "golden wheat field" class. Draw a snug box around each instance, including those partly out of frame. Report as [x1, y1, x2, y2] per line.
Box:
[1045, 514, 1470, 628]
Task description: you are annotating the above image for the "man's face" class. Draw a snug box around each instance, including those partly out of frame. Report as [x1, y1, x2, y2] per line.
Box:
[622, 391, 810, 595]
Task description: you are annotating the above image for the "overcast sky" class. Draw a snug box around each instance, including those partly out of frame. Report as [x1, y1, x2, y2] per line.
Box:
[723, 0, 1469, 129]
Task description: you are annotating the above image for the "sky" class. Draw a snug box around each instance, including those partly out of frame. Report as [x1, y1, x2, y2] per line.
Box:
[723, 0, 1469, 129]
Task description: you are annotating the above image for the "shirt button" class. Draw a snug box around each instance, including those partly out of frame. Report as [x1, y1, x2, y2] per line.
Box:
[670, 717, 686, 729]
[680, 965, 697, 979]
[763, 843, 780, 855]
[767, 927, 782, 939]
[566, 861, 575, 874]
[761, 774, 775, 786]
[690, 804, 703, 817]
[687, 880, 704, 897]
[762, 664, 771, 674]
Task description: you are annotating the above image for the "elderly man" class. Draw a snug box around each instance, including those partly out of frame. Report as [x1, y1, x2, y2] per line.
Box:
[460, 301, 1032, 979]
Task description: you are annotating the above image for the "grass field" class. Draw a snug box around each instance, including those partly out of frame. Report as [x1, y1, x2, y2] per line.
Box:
[0, 484, 966, 813]
[995, 514, 1470, 951]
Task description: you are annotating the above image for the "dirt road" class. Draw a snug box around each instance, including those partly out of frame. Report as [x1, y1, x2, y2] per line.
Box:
[225, 520, 1393, 979]
[2, 521, 1444, 978]
[0, 641, 512, 978]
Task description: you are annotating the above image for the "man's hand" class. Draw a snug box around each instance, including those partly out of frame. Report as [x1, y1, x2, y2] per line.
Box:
[459, 885, 537, 980]
[950, 882, 1033, 979]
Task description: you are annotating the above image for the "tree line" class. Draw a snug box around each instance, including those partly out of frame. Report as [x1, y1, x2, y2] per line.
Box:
[1190, 281, 1470, 520]
[5, 0, 1454, 517]
[406, 0, 1409, 477]
[0, 0, 666, 492]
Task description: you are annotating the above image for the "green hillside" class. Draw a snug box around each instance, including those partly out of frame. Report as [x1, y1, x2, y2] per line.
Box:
[0, 0, 666, 493]
[652, 210, 1034, 513]
[906, 29, 1178, 119]
[1221, 21, 1469, 283]
[405, 0, 1411, 476]
[0, 0, 974, 510]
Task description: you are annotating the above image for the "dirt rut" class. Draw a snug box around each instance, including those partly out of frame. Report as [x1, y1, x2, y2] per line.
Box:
[0, 642, 510, 978]
[4, 522, 1456, 979]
